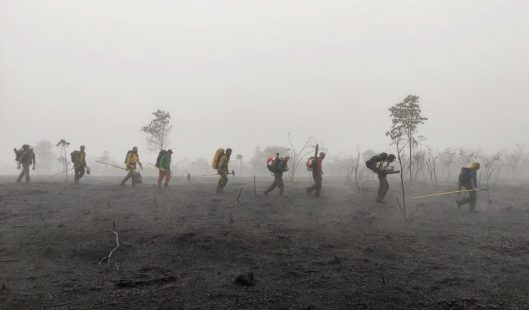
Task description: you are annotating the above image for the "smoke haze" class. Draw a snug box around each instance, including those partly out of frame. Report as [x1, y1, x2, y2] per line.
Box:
[1, 0, 528, 169]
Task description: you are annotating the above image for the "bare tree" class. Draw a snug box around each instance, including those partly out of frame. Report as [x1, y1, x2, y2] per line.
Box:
[287, 133, 316, 183]
[387, 95, 428, 181]
[141, 109, 172, 152]
[438, 148, 456, 183]
[351, 146, 362, 191]
[56, 139, 70, 181]
[479, 152, 501, 189]
[424, 147, 439, 190]
[505, 144, 526, 182]
[412, 150, 426, 181]
[388, 133, 407, 220]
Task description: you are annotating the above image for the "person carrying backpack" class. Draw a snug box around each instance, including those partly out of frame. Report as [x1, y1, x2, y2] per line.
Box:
[264, 154, 290, 196]
[456, 162, 480, 211]
[216, 148, 232, 194]
[121, 146, 143, 186]
[376, 154, 396, 203]
[16, 146, 36, 183]
[72, 145, 87, 184]
[157, 149, 172, 188]
[306, 152, 326, 198]
[365, 152, 397, 203]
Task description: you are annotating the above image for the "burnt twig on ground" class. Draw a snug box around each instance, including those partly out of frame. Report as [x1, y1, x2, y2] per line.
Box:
[235, 272, 255, 287]
[236, 188, 243, 203]
[99, 221, 120, 270]
[114, 275, 176, 288]
[0, 259, 18, 263]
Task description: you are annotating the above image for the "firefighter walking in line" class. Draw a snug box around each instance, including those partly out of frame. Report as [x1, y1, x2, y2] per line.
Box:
[157, 149, 172, 188]
[217, 148, 232, 194]
[306, 152, 325, 198]
[16, 145, 36, 183]
[121, 146, 143, 186]
[264, 154, 290, 196]
[456, 162, 480, 212]
[366, 152, 397, 203]
[73, 145, 88, 184]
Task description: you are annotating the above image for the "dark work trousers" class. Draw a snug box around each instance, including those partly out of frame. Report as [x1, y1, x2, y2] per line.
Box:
[74, 166, 85, 184]
[377, 173, 389, 201]
[16, 163, 31, 183]
[306, 172, 323, 197]
[457, 186, 477, 211]
[264, 173, 285, 196]
[217, 174, 228, 193]
[121, 171, 135, 186]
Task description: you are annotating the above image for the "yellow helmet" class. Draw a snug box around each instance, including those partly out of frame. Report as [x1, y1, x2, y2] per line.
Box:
[470, 162, 480, 170]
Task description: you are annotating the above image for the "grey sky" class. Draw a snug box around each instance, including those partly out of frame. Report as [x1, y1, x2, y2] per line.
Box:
[1, 0, 528, 167]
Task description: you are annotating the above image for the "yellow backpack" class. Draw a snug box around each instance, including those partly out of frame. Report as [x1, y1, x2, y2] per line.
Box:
[212, 148, 225, 169]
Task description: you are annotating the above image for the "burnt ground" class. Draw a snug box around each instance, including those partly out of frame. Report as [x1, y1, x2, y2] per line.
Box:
[1, 175, 529, 309]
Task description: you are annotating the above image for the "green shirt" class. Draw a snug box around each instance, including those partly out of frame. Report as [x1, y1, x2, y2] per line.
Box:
[160, 154, 171, 170]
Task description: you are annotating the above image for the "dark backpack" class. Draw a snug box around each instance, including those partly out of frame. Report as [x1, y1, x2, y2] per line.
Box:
[267, 158, 289, 173]
[458, 167, 472, 187]
[276, 159, 289, 173]
[19, 150, 34, 163]
[366, 155, 383, 172]
[155, 150, 166, 168]
[71, 151, 80, 163]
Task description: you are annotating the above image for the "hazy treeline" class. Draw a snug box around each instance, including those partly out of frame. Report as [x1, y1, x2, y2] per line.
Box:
[1, 139, 527, 189]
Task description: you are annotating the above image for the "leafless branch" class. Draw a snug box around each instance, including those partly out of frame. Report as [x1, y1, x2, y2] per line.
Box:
[99, 221, 120, 270]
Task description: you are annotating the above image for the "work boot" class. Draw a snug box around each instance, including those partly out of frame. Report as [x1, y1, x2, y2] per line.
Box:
[376, 199, 385, 204]
[164, 183, 169, 188]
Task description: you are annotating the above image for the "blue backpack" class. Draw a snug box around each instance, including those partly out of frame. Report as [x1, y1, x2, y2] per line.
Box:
[267, 158, 289, 173]
[458, 167, 472, 187]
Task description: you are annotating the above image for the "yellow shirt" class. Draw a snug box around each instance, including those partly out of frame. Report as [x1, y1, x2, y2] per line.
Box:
[126, 153, 140, 171]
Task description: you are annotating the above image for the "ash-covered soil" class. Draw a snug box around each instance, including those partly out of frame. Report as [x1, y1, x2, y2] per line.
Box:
[1, 175, 529, 309]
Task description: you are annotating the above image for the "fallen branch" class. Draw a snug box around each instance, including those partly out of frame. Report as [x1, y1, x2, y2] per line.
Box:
[99, 221, 120, 270]
[114, 275, 176, 288]
[236, 188, 243, 204]
[0, 259, 17, 263]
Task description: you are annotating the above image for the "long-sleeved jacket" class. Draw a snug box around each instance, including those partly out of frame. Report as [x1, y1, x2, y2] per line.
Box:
[217, 154, 229, 175]
[366, 154, 385, 171]
[126, 153, 141, 171]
